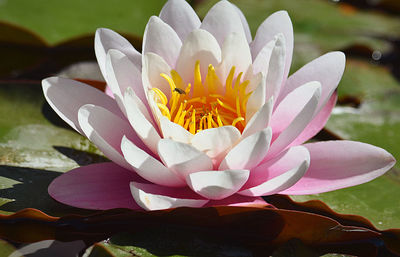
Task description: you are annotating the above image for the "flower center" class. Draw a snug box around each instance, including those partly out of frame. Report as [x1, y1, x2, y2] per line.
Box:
[152, 61, 253, 134]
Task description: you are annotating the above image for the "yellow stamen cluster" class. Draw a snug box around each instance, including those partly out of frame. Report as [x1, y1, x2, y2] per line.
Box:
[152, 61, 252, 134]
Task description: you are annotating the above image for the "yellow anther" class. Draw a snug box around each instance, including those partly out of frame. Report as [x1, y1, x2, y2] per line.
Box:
[154, 61, 254, 134]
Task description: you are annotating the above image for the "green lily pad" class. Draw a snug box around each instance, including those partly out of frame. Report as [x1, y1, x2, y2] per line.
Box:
[0, 83, 104, 216]
[0, 0, 165, 45]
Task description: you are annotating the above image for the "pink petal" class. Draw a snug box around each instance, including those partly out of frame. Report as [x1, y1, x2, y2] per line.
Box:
[270, 81, 322, 139]
[42, 77, 123, 134]
[267, 82, 321, 158]
[48, 162, 144, 210]
[238, 161, 309, 197]
[282, 141, 396, 195]
[124, 87, 161, 154]
[159, 0, 201, 41]
[200, 0, 247, 46]
[251, 11, 293, 82]
[289, 92, 337, 146]
[95, 28, 141, 79]
[219, 128, 272, 170]
[157, 139, 213, 179]
[78, 104, 146, 170]
[105, 49, 147, 115]
[175, 29, 221, 84]
[276, 51, 345, 111]
[121, 136, 186, 187]
[243, 145, 310, 190]
[143, 16, 182, 67]
[130, 182, 209, 211]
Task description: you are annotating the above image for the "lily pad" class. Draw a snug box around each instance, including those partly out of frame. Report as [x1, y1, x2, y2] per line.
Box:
[0, 82, 105, 216]
[0, 0, 165, 45]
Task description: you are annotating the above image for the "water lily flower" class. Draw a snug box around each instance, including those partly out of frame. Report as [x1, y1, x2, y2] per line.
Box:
[42, 0, 395, 211]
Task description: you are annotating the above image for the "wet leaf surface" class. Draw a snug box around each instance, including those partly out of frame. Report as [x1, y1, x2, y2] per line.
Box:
[1, 205, 399, 256]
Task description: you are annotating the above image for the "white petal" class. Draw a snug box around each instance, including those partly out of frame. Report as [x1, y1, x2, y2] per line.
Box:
[187, 169, 249, 200]
[217, 32, 252, 81]
[265, 33, 286, 103]
[130, 182, 208, 211]
[121, 136, 185, 187]
[238, 160, 309, 196]
[242, 98, 273, 138]
[159, 116, 193, 144]
[124, 87, 161, 154]
[231, 3, 252, 43]
[219, 127, 272, 170]
[252, 38, 275, 75]
[175, 29, 221, 84]
[77, 104, 136, 170]
[268, 83, 321, 158]
[245, 73, 266, 121]
[142, 52, 172, 98]
[158, 139, 213, 179]
[191, 126, 241, 164]
[143, 16, 182, 67]
[105, 49, 146, 116]
[251, 11, 293, 81]
[159, 0, 201, 41]
[200, 0, 247, 46]
[42, 77, 123, 134]
[95, 28, 141, 79]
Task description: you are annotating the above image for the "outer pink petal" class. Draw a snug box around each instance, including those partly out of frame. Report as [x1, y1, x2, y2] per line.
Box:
[48, 162, 145, 210]
[289, 92, 337, 147]
[250, 11, 293, 82]
[243, 145, 310, 189]
[282, 141, 396, 195]
[276, 51, 345, 111]
[159, 0, 201, 41]
[42, 77, 124, 135]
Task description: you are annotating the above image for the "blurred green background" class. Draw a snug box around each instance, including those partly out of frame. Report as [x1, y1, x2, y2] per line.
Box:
[0, 0, 399, 233]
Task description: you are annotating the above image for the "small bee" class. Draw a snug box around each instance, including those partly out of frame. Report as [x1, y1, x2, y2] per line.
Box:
[174, 87, 186, 94]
